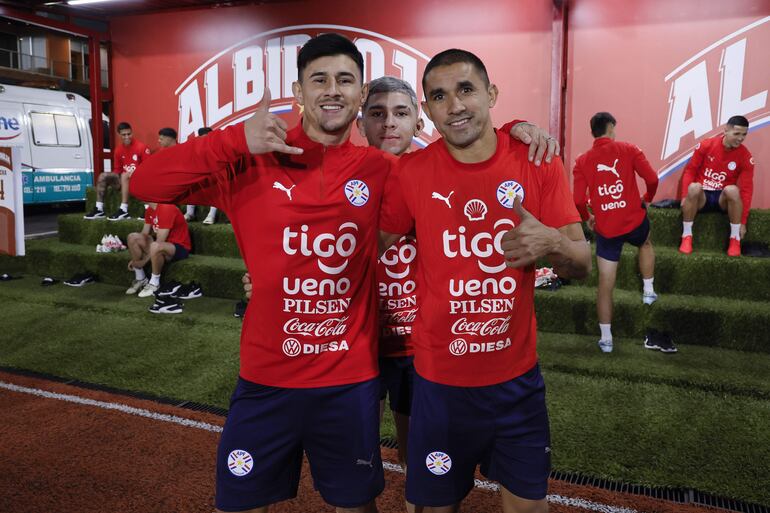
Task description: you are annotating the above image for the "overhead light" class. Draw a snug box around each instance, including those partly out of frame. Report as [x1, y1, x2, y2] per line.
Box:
[67, 0, 123, 5]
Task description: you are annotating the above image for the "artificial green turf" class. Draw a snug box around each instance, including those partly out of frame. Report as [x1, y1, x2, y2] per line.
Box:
[535, 286, 770, 351]
[545, 370, 770, 505]
[1, 277, 769, 504]
[538, 332, 770, 400]
[576, 245, 770, 301]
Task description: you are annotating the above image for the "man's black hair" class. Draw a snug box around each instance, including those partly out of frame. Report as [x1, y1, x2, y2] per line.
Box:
[297, 33, 364, 82]
[726, 115, 749, 128]
[197, 127, 213, 136]
[422, 49, 490, 93]
[117, 122, 131, 132]
[590, 112, 616, 138]
[158, 127, 177, 139]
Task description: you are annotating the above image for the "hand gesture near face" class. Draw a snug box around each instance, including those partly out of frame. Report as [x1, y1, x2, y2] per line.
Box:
[243, 89, 304, 156]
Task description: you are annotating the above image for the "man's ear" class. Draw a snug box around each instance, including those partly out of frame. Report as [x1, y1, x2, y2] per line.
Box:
[421, 100, 434, 123]
[356, 117, 367, 138]
[487, 83, 498, 109]
[292, 81, 303, 106]
[414, 117, 425, 137]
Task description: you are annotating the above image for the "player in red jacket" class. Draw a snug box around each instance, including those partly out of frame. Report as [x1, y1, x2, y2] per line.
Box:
[573, 112, 659, 353]
[380, 49, 590, 513]
[679, 115, 755, 257]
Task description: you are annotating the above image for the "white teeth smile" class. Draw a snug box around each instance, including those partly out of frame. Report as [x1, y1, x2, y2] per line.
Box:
[321, 105, 342, 111]
[450, 119, 469, 127]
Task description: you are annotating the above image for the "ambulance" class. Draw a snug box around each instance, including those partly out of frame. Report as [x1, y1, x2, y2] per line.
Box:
[0, 83, 109, 204]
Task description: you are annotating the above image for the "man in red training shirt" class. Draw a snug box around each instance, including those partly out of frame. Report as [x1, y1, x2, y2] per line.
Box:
[573, 112, 659, 353]
[84, 121, 150, 221]
[380, 49, 591, 513]
[679, 115, 755, 257]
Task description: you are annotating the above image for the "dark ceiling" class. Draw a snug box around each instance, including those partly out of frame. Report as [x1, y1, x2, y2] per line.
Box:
[1, 1, 290, 19]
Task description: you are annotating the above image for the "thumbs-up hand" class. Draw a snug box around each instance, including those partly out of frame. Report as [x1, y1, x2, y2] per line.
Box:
[243, 88, 303, 155]
[501, 196, 561, 268]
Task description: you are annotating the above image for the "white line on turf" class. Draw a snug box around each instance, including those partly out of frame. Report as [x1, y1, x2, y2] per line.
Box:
[2, 380, 638, 513]
[0, 381, 223, 433]
[384, 462, 638, 512]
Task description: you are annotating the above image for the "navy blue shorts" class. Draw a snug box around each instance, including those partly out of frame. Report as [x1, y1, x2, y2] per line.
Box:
[405, 364, 551, 507]
[378, 355, 415, 416]
[215, 377, 384, 511]
[171, 243, 189, 262]
[595, 215, 650, 262]
[700, 190, 723, 212]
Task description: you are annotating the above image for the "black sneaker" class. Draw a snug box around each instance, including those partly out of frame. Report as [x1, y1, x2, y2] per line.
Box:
[174, 282, 203, 300]
[656, 332, 678, 353]
[64, 272, 97, 287]
[156, 281, 182, 297]
[107, 210, 130, 221]
[41, 276, 59, 286]
[644, 329, 678, 353]
[149, 297, 184, 314]
[234, 300, 247, 318]
[83, 207, 105, 220]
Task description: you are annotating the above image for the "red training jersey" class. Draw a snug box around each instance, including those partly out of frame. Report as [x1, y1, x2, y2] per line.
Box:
[377, 234, 417, 358]
[380, 130, 581, 387]
[130, 123, 394, 388]
[572, 138, 658, 239]
[680, 135, 755, 224]
[144, 204, 191, 251]
[113, 139, 150, 175]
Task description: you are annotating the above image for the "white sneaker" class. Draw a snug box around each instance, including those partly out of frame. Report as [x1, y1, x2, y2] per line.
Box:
[184, 213, 195, 222]
[138, 283, 160, 297]
[642, 292, 658, 305]
[598, 339, 614, 353]
[202, 214, 216, 225]
[126, 278, 149, 295]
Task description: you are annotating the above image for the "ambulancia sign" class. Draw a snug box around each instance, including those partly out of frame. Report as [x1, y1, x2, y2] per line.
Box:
[174, 24, 439, 146]
[659, 16, 770, 181]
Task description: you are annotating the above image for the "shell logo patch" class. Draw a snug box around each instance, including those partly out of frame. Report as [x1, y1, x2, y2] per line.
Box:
[463, 199, 488, 221]
[228, 449, 253, 476]
[497, 180, 525, 208]
[345, 179, 370, 207]
[425, 451, 452, 475]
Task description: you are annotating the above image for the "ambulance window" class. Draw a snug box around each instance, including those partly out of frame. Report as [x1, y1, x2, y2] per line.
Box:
[30, 112, 57, 145]
[54, 114, 81, 146]
[30, 112, 81, 147]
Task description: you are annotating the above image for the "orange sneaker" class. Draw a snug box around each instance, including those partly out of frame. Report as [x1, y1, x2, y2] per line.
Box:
[727, 237, 741, 257]
[679, 235, 693, 254]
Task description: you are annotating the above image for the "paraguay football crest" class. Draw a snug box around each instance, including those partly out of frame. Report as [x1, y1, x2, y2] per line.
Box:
[425, 451, 452, 475]
[228, 449, 253, 476]
[497, 180, 525, 208]
[345, 179, 370, 207]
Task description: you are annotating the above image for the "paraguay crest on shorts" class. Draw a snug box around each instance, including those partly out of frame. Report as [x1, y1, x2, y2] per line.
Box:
[497, 180, 525, 208]
[228, 449, 253, 476]
[345, 179, 370, 207]
[425, 451, 452, 475]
